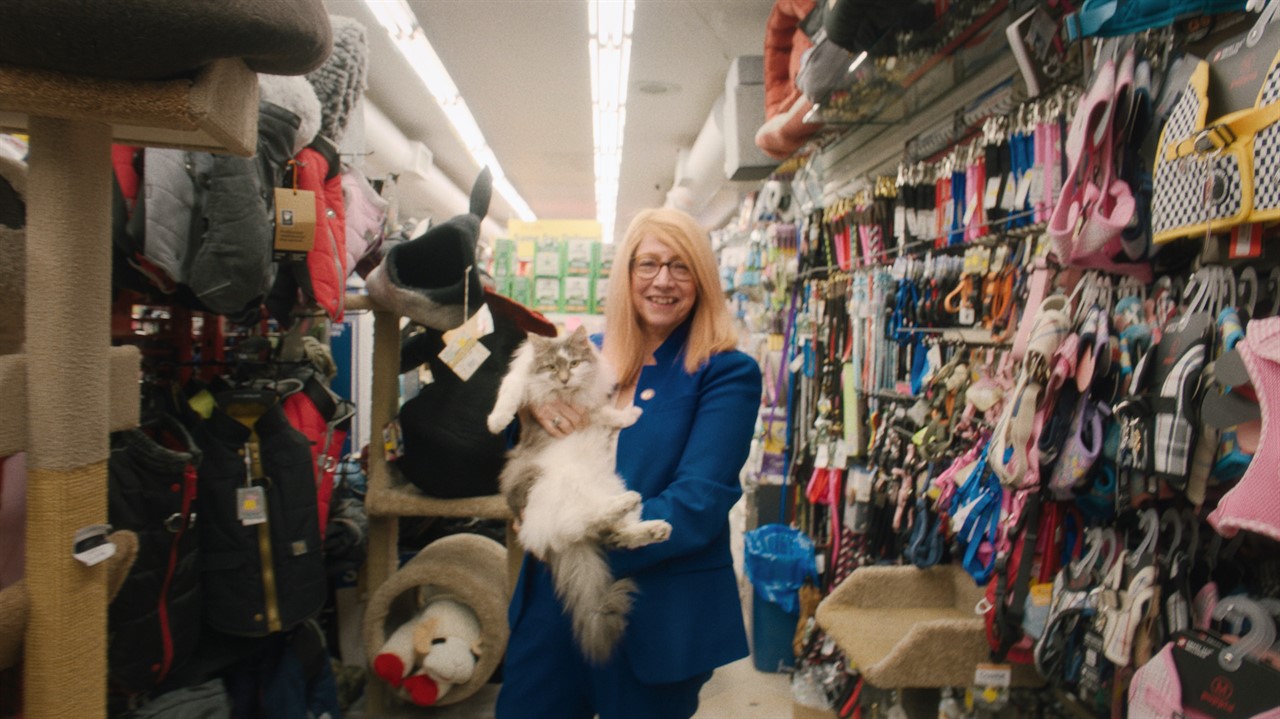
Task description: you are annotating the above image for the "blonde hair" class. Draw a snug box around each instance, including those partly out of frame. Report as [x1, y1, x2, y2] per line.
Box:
[604, 207, 739, 385]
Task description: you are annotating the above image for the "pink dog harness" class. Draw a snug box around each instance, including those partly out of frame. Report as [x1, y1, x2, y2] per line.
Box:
[1209, 317, 1280, 542]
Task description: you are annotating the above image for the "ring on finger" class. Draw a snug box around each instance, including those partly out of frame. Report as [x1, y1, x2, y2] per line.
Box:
[552, 415, 563, 429]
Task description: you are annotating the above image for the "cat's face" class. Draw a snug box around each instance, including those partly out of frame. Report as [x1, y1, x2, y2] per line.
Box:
[528, 327, 598, 391]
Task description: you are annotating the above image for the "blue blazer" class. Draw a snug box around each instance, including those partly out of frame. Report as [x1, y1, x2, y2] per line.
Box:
[507, 321, 763, 684]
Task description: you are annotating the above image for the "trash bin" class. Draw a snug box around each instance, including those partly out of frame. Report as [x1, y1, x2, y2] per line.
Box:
[743, 524, 818, 672]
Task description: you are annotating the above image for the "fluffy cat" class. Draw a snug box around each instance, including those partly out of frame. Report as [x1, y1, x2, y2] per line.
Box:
[486, 326, 671, 663]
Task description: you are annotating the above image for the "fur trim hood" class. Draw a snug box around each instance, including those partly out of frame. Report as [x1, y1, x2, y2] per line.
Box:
[258, 74, 323, 156]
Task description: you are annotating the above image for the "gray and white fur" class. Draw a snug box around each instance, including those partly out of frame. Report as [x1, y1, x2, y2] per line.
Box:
[486, 326, 671, 663]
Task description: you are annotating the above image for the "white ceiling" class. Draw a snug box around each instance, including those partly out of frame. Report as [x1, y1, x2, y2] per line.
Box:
[323, 0, 776, 240]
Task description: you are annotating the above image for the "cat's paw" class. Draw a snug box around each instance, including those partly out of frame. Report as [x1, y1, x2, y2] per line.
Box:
[609, 519, 672, 548]
[487, 411, 513, 434]
[641, 519, 671, 543]
[620, 405, 642, 427]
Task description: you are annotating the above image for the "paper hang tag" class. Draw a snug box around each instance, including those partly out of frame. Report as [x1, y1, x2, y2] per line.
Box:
[814, 443, 831, 469]
[439, 328, 491, 382]
[1024, 167, 1044, 207]
[273, 188, 317, 261]
[237, 486, 267, 526]
[1001, 174, 1019, 212]
[984, 176, 1002, 210]
[73, 524, 117, 567]
[974, 663, 1011, 688]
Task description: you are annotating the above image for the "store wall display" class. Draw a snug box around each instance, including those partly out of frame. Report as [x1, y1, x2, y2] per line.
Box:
[727, 3, 1280, 715]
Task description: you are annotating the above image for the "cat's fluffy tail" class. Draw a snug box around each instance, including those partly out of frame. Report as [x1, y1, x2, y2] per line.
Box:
[547, 541, 635, 664]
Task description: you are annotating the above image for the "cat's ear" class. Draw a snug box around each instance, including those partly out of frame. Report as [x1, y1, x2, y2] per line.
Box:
[569, 325, 590, 343]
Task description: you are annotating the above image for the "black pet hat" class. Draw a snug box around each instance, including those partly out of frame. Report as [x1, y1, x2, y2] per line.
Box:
[367, 168, 491, 331]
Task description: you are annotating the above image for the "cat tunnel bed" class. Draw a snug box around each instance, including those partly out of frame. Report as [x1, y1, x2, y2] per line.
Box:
[361, 532, 510, 707]
[815, 565, 1042, 688]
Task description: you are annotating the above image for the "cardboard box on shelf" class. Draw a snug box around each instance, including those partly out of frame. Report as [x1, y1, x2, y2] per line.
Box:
[493, 237, 516, 278]
[534, 236, 564, 277]
[534, 277, 563, 313]
[563, 276, 591, 313]
[497, 275, 514, 298]
[591, 275, 609, 314]
[564, 236, 595, 276]
[594, 241, 614, 277]
[511, 275, 532, 307]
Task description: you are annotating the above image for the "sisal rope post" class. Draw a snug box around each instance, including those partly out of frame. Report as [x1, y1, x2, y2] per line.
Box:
[361, 306, 405, 714]
[22, 115, 113, 719]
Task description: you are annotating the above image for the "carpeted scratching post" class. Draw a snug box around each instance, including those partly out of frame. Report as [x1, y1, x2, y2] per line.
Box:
[815, 565, 1042, 689]
[362, 533, 509, 707]
[23, 115, 115, 719]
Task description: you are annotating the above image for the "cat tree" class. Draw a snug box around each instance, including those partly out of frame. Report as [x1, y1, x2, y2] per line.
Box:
[0, 4, 331, 715]
[0, 58, 259, 719]
[345, 293, 520, 713]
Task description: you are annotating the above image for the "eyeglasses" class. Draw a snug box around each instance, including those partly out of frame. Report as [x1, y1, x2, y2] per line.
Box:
[630, 256, 693, 281]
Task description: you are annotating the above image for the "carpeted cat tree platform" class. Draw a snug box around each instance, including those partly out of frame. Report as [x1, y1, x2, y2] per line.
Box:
[0, 4, 332, 716]
[362, 532, 510, 707]
[815, 565, 1042, 689]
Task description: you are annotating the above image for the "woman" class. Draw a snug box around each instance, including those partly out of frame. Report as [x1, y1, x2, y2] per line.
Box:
[495, 208, 763, 718]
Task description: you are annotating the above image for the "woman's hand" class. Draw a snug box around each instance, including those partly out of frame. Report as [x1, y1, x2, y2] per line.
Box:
[525, 400, 587, 438]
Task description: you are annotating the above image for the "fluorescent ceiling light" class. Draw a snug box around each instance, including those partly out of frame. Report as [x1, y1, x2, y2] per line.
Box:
[364, 0, 536, 222]
[589, 0, 634, 242]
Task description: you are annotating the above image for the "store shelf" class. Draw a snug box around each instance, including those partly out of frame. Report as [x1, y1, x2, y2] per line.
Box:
[0, 345, 140, 457]
[800, 2, 1024, 206]
[0, 57, 259, 157]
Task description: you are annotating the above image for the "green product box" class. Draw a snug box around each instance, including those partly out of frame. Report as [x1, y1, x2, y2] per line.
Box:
[493, 237, 516, 278]
[593, 241, 614, 277]
[512, 275, 533, 307]
[564, 236, 595, 276]
[534, 277, 563, 313]
[534, 236, 564, 277]
[563, 276, 591, 313]
[497, 275, 514, 299]
[592, 275, 609, 314]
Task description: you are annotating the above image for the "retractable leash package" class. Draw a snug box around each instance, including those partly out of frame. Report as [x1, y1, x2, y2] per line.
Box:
[1151, 20, 1280, 244]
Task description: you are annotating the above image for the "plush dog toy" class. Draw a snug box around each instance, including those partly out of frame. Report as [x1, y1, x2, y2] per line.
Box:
[373, 595, 482, 707]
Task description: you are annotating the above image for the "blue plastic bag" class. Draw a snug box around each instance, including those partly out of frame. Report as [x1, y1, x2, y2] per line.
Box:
[743, 524, 819, 614]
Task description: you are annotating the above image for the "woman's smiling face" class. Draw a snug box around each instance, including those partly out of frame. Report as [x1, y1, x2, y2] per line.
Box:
[629, 234, 696, 341]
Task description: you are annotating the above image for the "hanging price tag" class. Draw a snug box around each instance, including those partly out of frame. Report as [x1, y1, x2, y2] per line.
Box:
[273, 188, 317, 261]
[439, 297, 494, 381]
[984, 176, 1002, 210]
[72, 524, 117, 567]
[438, 326, 492, 381]
[237, 486, 268, 526]
[814, 443, 831, 469]
[1025, 167, 1044, 208]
